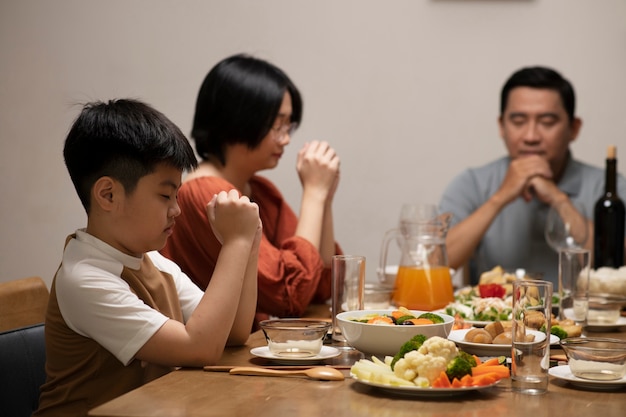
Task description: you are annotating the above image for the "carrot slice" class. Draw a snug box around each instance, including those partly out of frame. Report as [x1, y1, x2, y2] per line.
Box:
[406, 318, 434, 325]
[460, 374, 473, 387]
[472, 365, 510, 379]
[471, 373, 497, 386]
[432, 371, 451, 388]
[391, 310, 409, 319]
[475, 357, 501, 367]
[367, 316, 394, 325]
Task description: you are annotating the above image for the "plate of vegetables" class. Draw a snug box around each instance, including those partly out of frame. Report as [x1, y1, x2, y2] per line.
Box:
[350, 335, 508, 397]
[442, 289, 513, 325]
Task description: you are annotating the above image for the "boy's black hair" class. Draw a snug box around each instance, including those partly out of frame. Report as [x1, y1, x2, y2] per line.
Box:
[63, 99, 198, 213]
[500, 66, 576, 122]
[191, 53, 303, 165]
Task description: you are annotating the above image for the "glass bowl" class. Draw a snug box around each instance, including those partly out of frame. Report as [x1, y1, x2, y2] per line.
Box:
[560, 337, 626, 381]
[259, 319, 331, 358]
[587, 293, 626, 324]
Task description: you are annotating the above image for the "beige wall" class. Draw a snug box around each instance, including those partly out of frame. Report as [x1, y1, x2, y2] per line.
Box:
[1, 0, 625, 287]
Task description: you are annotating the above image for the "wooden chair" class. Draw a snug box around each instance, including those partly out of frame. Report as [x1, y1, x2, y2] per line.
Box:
[0, 276, 49, 332]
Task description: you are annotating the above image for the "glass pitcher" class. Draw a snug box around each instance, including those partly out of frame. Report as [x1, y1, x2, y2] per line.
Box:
[378, 211, 454, 311]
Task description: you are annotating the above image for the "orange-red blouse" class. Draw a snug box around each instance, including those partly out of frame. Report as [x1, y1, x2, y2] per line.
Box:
[161, 175, 339, 327]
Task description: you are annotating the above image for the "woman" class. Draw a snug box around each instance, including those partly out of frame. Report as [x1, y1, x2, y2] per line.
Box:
[162, 54, 341, 328]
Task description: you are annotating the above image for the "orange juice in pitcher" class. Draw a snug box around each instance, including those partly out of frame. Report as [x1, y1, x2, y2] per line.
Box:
[392, 266, 454, 310]
[378, 207, 454, 311]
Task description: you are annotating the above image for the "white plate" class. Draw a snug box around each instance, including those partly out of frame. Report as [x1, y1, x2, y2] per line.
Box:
[549, 365, 626, 390]
[584, 316, 626, 332]
[464, 320, 490, 328]
[448, 329, 558, 357]
[250, 346, 341, 365]
[351, 375, 500, 397]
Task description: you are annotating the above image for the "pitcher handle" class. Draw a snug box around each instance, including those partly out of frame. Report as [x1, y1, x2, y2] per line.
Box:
[378, 228, 401, 285]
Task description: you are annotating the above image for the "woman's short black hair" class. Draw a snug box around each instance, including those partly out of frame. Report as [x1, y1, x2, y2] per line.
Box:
[500, 66, 576, 122]
[191, 54, 303, 165]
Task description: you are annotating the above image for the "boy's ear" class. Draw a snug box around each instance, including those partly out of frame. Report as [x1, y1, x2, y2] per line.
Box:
[92, 176, 119, 211]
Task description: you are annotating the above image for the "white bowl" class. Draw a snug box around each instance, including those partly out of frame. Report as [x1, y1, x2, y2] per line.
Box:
[336, 309, 454, 356]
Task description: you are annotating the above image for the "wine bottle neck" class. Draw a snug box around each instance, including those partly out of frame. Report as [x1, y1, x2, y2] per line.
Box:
[605, 158, 617, 195]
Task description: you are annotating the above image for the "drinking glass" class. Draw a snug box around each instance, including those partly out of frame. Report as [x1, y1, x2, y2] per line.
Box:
[558, 248, 590, 326]
[331, 255, 366, 344]
[545, 200, 588, 252]
[511, 280, 552, 395]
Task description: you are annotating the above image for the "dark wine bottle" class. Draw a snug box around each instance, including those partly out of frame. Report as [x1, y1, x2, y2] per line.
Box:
[593, 145, 626, 268]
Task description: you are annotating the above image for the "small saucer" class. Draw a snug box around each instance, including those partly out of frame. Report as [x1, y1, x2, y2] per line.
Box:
[549, 365, 626, 390]
[250, 346, 341, 365]
[584, 316, 626, 332]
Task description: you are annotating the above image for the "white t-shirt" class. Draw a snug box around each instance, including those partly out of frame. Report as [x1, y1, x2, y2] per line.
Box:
[55, 229, 203, 365]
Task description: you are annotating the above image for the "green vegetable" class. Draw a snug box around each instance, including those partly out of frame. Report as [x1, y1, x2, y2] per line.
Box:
[390, 334, 427, 370]
[417, 312, 445, 324]
[395, 315, 416, 325]
[445, 351, 476, 381]
[549, 325, 568, 340]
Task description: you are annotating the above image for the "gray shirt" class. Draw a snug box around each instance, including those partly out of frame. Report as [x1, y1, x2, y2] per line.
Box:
[439, 155, 626, 285]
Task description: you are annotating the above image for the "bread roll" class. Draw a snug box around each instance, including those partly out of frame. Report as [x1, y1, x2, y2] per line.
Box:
[484, 321, 504, 338]
[464, 328, 493, 344]
[492, 331, 512, 345]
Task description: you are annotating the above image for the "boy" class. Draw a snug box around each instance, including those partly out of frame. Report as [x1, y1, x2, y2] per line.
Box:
[34, 99, 261, 416]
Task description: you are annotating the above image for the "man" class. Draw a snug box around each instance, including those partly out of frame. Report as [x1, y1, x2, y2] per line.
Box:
[440, 66, 626, 285]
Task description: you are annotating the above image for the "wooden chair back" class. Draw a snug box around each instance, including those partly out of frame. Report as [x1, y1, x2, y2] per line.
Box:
[0, 276, 49, 332]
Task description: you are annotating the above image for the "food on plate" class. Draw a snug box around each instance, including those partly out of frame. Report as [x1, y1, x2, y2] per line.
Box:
[477, 266, 522, 295]
[589, 267, 626, 296]
[478, 283, 506, 298]
[523, 310, 547, 329]
[484, 321, 505, 338]
[390, 334, 427, 369]
[464, 328, 493, 344]
[444, 266, 517, 321]
[444, 294, 512, 322]
[521, 309, 583, 338]
[492, 332, 514, 345]
[349, 307, 445, 326]
[544, 318, 582, 338]
[350, 334, 510, 388]
[463, 321, 534, 345]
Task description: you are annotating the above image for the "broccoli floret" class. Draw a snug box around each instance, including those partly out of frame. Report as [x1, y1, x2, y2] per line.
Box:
[391, 334, 427, 370]
[417, 312, 445, 324]
[395, 315, 417, 325]
[538, 323, 568, 341]
[550, 325, 568, 340]
[445, 353, 474, 381]
[457, 350, 477, 367]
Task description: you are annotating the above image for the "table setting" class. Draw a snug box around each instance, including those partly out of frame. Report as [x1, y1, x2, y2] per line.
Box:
[88, 202, 626, 416]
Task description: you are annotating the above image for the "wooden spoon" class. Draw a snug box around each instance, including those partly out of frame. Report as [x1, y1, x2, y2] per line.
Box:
[229, 366, 345, 381]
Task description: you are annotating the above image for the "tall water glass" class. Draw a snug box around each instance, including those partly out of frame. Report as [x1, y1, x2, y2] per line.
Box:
[558, 248, 590, 326]
[511, 280, 552, 395]
[331, 255, 365, 344]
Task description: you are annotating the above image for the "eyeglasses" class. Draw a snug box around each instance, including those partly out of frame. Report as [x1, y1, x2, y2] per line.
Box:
[270, 122, 298, 142]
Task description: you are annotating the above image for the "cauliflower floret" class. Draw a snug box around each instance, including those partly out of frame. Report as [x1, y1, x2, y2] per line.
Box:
[393, 350, 448, 385]
[418, 336, 458, 363]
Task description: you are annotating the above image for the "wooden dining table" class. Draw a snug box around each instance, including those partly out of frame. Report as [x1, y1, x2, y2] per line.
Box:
[89, 304, 626, 417]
